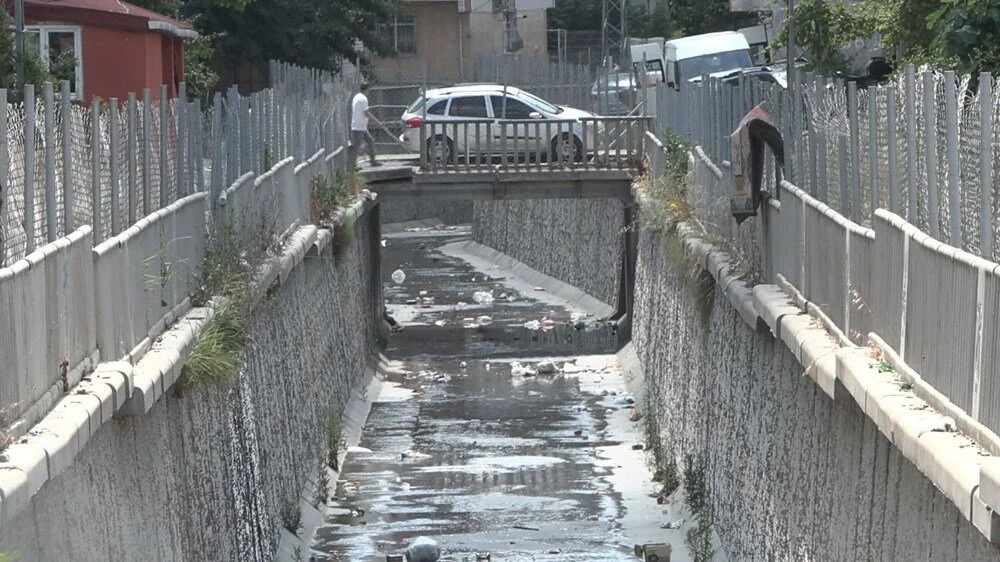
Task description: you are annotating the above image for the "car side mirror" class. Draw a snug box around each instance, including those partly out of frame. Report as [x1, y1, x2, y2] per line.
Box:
[528, 112, 543, 120]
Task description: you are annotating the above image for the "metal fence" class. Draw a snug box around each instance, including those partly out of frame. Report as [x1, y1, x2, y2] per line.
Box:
[664, 110, 1000, 442]
[0, 60, 356, 427]
[656, 66, 1000, 263]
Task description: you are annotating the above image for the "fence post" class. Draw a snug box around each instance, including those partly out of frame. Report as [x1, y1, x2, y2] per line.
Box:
[847, 81, 861, 223]
[887, 84, 899, 213]
[981, 72, 994, 258]
[43, 83, 57, 242]
[944, 71, 961, 245]
[60, 81, 74, 233]
[923, 70, 940, 238]
[142, 88, 152, 215]
[817, 76, 828, 202]
[210, 92, 223, 212]
[24, 84, 35, 254]
[177, 82, 187, 198]
[111, 98, 121, 234]
[127, 93, 137, 225]
[867, 85, 879, 214]
[0, 88, 7, 265]
[159, 84, 169, 205]
[905, 65, 918, 222]
[91, 99, 101, 244]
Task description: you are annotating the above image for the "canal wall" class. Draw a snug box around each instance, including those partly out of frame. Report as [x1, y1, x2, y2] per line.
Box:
[0, 204, 381, 560]
[471, 199, 625, 310]
[381, 199, 473, 226]
[626, 222, 1000, 561]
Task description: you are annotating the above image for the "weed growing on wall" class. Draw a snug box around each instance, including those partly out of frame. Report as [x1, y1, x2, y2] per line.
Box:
[180, 218, 273, 391]
[280, 497, 303, 535]
[0, 402, 19, 453]
[323, 411, 347, 470]
[310, 171, 352, 225]
[641, 127, 694, 232]
[0, 552, 22, 562]
[313, 465, 331, 508]
[682, 453, 716, 561]
[653, 456, 681, 498]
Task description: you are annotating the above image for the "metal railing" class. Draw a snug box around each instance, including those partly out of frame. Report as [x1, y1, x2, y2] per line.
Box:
[416, 116, 652, 172]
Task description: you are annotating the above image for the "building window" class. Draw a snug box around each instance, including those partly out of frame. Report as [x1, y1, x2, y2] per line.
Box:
[25, 25, 83, 99]
[378, 14, 416, 55]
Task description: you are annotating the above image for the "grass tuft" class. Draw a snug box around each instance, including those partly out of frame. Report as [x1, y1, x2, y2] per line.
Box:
[641, 127, 694, 232]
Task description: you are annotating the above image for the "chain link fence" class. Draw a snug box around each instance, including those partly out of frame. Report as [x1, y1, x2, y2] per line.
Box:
[0, 60, 359, 265]
[658, 65, 1000, 262]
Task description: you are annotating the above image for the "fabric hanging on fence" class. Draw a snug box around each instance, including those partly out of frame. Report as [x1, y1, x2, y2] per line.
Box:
[730, 101, 784, 225]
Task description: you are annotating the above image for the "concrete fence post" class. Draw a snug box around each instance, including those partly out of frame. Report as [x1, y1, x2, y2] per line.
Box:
[980, 72, 995, 258]
[142, 88, 152, 216]
[904, 65, 918, 222]
[922, 71, 940, 237]
[111, 98, 121, 235]
[60, 80, 73, 233]
[0, 88, 7, 266]
[847, 81, 861, 223]
[177, 82, 187, 198]
[44, 82, 57, 243]
[127, 93, 137, 225]
[887, 84, 899, 213]
[944, 71, 961, 245]
[210, 92, 223, 209]
[24, 84, 35, 254]
[91, 99, 102, 244]
[817, 76, 828, 202]
[868, 85, 879, 213]
[159, 84, 168, 206]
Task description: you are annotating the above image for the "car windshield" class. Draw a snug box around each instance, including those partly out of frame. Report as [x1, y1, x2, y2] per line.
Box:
[515, 90, 563, 114]
[678, 50, 752, 81]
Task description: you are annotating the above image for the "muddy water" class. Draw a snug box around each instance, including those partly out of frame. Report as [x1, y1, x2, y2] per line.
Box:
[312, 226, 670, 561]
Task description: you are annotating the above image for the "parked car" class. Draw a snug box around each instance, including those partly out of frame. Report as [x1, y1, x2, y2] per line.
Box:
[591, 72, 637, 115]
[399, 84, 599, 164]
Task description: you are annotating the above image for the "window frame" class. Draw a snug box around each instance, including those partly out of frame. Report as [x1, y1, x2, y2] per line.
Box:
[379, 14, 416, 56]
[24, 24, 84, 99]
[447, 95, 490, 118]
[489, 95, 538, 120]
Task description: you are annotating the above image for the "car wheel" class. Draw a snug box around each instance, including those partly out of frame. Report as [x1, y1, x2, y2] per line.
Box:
[550, 133, 583, 166]
[427, 135, 453, 165]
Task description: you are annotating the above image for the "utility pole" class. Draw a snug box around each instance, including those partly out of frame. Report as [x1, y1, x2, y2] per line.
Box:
[14, 0, 26, 91]
[601, 0, 628, 69]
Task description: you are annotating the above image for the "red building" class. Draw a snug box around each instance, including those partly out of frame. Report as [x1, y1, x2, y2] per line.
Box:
[19, 0, 196, 100]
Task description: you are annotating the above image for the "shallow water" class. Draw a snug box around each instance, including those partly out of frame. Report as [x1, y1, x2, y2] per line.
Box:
[312, 227, 677, 561]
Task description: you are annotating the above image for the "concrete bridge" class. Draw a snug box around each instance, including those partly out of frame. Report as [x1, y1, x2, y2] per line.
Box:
[3, 61, 1000, 562]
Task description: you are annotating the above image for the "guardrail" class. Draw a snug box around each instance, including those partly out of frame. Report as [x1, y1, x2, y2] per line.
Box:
[415, 116, 652, 172]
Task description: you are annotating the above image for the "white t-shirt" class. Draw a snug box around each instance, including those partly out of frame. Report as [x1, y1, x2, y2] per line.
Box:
[351, 93, 369, 131]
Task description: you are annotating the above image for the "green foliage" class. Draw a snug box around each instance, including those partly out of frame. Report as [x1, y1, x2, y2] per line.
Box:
[310, 171, 352, 224]
[652, 456, 681, 497]
[180, 221, 270, 390]
[682, 453, 707, 514]
[642, 126, 692, 231]
[323, 411, 347, 470]
[280, 497, 304, 535]
[0, 552, 23, 562]
[313, 464, 331, 507]
[775, 0, 875, 74]
[926, 0, 1000, 75]
[182, 36, 219, 99]
[0, 10, 71, 100]
[685, 505, 716, 562]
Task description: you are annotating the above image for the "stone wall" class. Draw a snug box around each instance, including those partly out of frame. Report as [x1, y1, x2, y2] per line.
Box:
[472, 199, 624, 309]
[0, 212, 378, 560]
[380, 200, 473, 226]
[630, 227, 1000, 561]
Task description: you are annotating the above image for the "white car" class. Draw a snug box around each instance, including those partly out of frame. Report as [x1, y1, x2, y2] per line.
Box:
[399, 84, 599, 165]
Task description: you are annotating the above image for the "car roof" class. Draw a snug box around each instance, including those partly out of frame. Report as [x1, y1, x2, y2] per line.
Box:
[665, 31, 750, 60]
[425, 84, 524, 97]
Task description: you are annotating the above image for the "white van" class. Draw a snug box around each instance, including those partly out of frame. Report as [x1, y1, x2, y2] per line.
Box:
[664, 31, 752, 89]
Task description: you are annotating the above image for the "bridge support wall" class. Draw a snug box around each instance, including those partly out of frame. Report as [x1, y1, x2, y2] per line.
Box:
[0, 209, 379, 560]
[627, 224, 1000, 560]
[471, 198, 625, 310]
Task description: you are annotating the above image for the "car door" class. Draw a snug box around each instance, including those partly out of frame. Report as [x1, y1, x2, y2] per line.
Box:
[489, 95, 545, 161]
[446, 95, 491, 159]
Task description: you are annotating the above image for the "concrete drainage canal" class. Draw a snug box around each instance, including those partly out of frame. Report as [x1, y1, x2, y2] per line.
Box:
[309, 223, 711, 561]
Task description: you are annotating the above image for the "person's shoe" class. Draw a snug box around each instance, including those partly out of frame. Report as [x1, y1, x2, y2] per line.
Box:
[369, 161, 383, 167]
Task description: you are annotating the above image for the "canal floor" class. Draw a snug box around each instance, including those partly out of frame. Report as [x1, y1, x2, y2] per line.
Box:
[312, 225, 686, 561]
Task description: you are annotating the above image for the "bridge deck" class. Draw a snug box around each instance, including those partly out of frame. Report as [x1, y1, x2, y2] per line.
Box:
[359, 155, 636, 201]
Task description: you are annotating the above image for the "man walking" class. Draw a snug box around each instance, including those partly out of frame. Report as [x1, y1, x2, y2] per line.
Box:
[350, 82, 379, 168]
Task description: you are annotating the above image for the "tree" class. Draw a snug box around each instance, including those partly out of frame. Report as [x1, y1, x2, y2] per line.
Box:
[0, 9, 74, 100]
[926, 0, 1000, 75]
[774, 0, 871, 74]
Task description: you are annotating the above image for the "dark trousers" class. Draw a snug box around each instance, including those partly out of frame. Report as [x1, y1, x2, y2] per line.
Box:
[349, 129, 376, 168]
